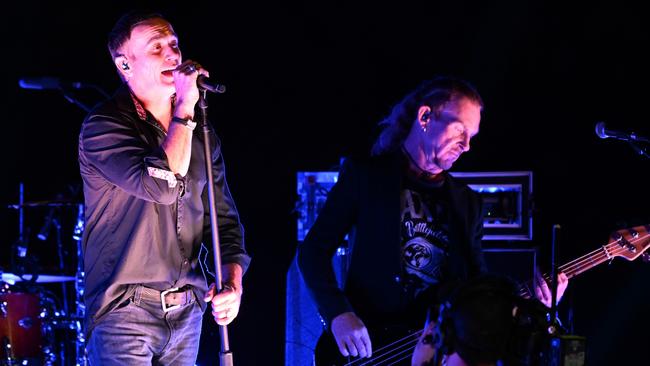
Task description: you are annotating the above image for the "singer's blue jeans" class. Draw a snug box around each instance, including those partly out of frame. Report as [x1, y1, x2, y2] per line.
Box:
[87, 288, 203, 366]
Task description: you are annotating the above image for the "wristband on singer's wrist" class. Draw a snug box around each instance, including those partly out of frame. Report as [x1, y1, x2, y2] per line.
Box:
[171, 116, 197, 130]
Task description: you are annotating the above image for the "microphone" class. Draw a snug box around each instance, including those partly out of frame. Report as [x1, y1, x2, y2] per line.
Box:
[197, 75, 226, 94]
[595, 121, 650, 143]
[19, 77, 86, 90]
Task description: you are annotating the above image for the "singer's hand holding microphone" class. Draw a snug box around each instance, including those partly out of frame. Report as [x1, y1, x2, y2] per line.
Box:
[173, 60, 209, 115]
[174, 60, 225, 97]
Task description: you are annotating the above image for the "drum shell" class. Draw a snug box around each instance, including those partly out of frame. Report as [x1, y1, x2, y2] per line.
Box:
[0, 292, 43, 359]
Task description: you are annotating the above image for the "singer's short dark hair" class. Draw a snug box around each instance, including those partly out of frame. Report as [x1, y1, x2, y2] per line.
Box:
[107, 10, 167, 59]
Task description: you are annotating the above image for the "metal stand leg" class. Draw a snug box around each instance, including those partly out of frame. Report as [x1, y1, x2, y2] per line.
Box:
[72, 204, 87, 366]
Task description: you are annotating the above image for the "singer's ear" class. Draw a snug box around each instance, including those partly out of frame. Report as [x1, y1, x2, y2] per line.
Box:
[114, 55, 131, 79]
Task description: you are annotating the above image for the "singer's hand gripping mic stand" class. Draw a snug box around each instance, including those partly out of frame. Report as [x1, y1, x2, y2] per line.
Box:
[197, 89, 234, 366]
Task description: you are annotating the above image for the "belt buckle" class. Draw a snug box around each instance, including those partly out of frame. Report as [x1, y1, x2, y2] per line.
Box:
[160, 287, 180, 313]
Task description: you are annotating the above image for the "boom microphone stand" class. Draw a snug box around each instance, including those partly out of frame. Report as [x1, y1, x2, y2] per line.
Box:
[197, 88, 233, 366]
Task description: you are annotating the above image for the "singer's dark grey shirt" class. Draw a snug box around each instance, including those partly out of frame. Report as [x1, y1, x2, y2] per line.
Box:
[78, 84, 250, 336]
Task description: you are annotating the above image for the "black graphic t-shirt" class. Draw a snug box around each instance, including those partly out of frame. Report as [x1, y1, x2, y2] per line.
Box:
[400, 175, 450, 299]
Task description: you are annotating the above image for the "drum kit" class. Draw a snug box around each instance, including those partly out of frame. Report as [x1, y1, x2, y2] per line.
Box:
[2, 184, 86, 366]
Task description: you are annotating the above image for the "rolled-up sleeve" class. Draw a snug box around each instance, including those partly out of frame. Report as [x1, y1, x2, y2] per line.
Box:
[80, 114, 182, 205]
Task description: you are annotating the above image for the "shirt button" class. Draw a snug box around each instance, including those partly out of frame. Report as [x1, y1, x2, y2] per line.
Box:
[183, 259, 189, 265]
[394, 275, 401, 283]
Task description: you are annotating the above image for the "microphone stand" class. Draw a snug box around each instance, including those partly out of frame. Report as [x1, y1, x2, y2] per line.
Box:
[53, 214, 69, 316]
[549, 224, 560, 334]
[60, 83, 111, 112]
[197, 89, 234, 366]
[540, 224, 561, 366]
[60, 90, 93, 113]
[72, 203, 87, 366]
[19, 183, 24, 250]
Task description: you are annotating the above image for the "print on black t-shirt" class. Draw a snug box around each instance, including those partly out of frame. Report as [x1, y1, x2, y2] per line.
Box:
[400, 185, 450, 297]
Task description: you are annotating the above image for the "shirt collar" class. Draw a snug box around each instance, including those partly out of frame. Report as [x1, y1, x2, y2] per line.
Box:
[128, 91, 177, 133]
[129, 92, 148, 121]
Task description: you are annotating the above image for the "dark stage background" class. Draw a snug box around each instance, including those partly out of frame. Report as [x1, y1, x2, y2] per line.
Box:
[3, 1, 650, 365]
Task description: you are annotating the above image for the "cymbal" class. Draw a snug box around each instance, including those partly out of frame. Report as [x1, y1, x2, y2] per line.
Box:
[1, 272, 76, 283]
[7, 200, 82, 209]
